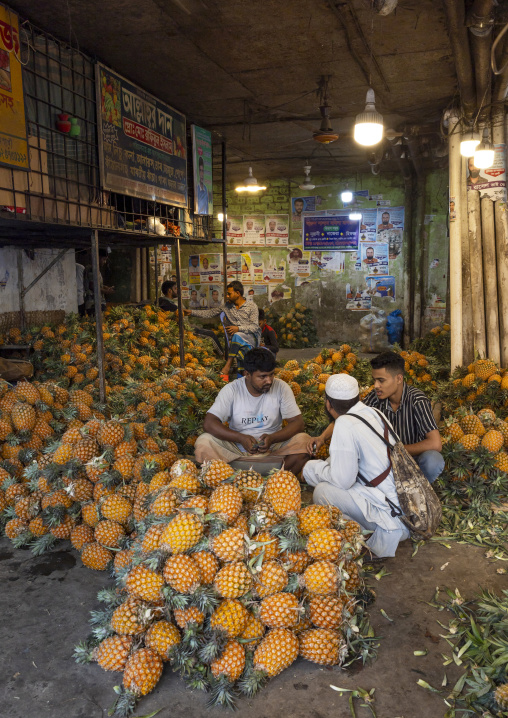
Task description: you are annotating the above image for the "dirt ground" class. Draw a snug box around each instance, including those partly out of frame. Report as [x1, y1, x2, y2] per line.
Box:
[1, 534, 504, 718]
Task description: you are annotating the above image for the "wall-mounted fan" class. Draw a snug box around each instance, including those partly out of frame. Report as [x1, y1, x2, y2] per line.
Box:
[288, 164, 335, 190]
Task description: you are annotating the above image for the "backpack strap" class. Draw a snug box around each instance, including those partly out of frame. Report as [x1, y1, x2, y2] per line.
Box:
[348, 412, 392, 487]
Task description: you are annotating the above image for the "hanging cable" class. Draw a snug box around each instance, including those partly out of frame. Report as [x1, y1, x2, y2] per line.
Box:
[491, 20, 508, 75]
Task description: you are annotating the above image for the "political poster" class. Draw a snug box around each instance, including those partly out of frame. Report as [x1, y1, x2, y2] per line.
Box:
[0, 7, 29, 170]
[376, 206, 404, 238]
[291, 196, 316, 228]
[366, 274, 396, 300]
[207, 285, 223, 308]
[244, 285, 267, 299]
[355, 242, 389, 273]
[263, 256, 286, 283]
[96, 62, 187, 206]
[310, 251, 345, 273]
[265, 214, 289, 246]
[466, 146, 506, 201]
[345, 283, 371, 311]
[243, 215, 265, 245]
[249, 251, 265, 284]
[303, 216, 359, 252]
[269, 285, 292, 304]
[288, 247, 311, 277]
[191, 125, 213, 215]
[226, 216, 244, 245]
[359, 209, 377, 243]
[188, 254, 200, 284]
[188, 286, 208, 309]
[199, 254, 222, 284]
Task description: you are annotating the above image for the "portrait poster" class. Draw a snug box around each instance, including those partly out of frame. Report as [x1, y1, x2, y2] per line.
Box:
[310, 251, 345, 273]
[96, 62, 187, 205]
[288, 246, 311, 277]
[226, 216, 244, 245]
[269, 285, 292, 304]
[295, 276, 319, 288]
[345, 283, 371, 311]
[243, 215, 265, 245]
[207, 285, 223, 308]
[188, 254, 200, 283]
[359, 209, 377, 243]
[265, 214, 289, 246]
[466, 145, 506, 201]
[0, 6, 29, 170]
[199, 253, 222, 284]
[291, 196, 316, 228]
[354, 242, 388, 273]
[226, 253, 241, 281]
[188, 285, 208, 309]
[366, 274, 396, 300]
[249, 251, 264, 284]
[244, 285, 267, 298]
[191, 125, 213, 215]
[376, 206, 404, 239]
[303, 216, 359, 252]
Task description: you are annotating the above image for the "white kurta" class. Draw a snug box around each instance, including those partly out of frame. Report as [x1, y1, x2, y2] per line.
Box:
[303, 402, 405, 533]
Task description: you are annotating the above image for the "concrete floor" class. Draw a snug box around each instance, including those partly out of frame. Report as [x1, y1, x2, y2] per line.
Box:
[1, 535, 504, 718]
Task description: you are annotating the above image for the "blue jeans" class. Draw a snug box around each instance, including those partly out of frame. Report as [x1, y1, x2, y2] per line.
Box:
[415, 451, 444, 484]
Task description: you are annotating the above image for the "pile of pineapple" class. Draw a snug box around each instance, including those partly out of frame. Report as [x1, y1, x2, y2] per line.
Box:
[441, 358, 508, 415]
[0, 304, 221, 389]
[0, 367, 223, 559]
[266, 303, 318, 349]
[74, 459, 367, 714]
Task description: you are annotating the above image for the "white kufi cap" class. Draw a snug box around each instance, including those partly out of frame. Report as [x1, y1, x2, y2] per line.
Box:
[325, 373, 359, 400]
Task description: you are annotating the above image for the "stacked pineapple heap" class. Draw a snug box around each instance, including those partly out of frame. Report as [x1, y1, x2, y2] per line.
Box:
[265, 303, 319, 349]
[440, 358, 508, 416]
[0, 365, 224, 558]
[0, 304, 221, 389]
[74, 459, 368, 714]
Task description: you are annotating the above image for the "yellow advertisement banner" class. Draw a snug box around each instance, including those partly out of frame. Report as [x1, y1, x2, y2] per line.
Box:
[0, 5, 29, 170]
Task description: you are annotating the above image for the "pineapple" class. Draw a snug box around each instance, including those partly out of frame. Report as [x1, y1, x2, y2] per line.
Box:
[95, 520, 125, 548]
[298, 505, 334, 535]
[111, 597, 155, 635]
[192, 550, 219, 584]
[211, 640, 245, 682]
[473, 359, 498, 380]
[481, 429, 504, 453]
[494, 419, 508, 447]
[306, 528, 343, 561]
[211, 527, 245, 563]
[280, 549, 310, 574]
[163, 554, 202, 593]
[125, 565, 164, 603]
[259, 592, 300, 628]
[477, 408, 497, 426]
[97, 420, 125, 448]
[11, 402, 37, 432]
[140, 524, 165, 553]
[309, 595, 345, 630]
[495, 683, 508, 710]
[169, 458, 198, 480]
[298, 628, 343, 665]
[200, 460, 235, 488]
[81, 542, 113, 570]
[255, 561, 288, 598]
[214, 562, 252, 599]
[249, 531, 280, 561]
[234, 469, 265, 503]
[264, 470, 301, 517]
[303, 560, 340, 595]
[169, 473, 201, 493]
[122, 647, 163, 696]
[144, 620, 180, 660]
[210, 599, 249, 637]
[149, 488, 178, 517]
[459, 412, 486, 437]
[159, 512, 203, 554]
[458, 433, 480, 451]
[253, 628, 299, 676]
[240, 613, 265, 650]
[70, 524, 95, 550]
[101, 494, 133, 524]
[208, 484, 243, 524]
[174, 606, 205, 629]
[494, 451, 508, 473]
[95, 635, 133, 671]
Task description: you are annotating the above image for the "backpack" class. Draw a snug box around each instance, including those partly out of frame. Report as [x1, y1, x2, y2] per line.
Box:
[348, 410, 442, 541]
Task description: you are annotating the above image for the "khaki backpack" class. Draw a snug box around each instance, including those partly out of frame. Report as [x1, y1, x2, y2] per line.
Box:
[349, 410, 442, 540]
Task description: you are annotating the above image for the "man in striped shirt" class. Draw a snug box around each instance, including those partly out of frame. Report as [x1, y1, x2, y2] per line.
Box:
[310, 351, 444, 484]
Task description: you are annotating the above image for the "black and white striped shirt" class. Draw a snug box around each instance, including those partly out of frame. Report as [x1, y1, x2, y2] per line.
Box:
[363, 383, 437, 444]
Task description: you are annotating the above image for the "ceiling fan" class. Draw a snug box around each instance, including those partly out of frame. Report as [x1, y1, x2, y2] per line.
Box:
[280, 76, 340, 149]
[289, 164, 335, 190]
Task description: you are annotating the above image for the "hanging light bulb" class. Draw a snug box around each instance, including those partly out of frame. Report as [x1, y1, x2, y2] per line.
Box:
[460, 129, 481, 157]
[235, 167, 267, 193]
[354, 88, 384, 146]
[218, 213, 227, 222]
[349, 211, 362, 220]
[473, 128, 495, 169]
[341, 186, 353, 203]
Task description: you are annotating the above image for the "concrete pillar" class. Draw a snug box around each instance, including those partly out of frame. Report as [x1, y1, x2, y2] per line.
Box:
[460, 155, 474, 366]
[467, 188, 487, 356]
[481, 196, 501, 363]
[447, 112, 463, 369]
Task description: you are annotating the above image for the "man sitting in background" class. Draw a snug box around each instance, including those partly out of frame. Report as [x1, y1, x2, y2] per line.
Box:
[158, 280, 178, 312]
[310, 351, 443, 484]
[303, 374, 410, 558]
[259, 309, 279, 357]
[195, 348, 311, 473]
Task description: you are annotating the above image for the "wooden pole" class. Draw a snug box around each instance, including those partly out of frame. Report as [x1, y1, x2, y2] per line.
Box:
[493, 110, 508, 366]
[481, 196, 501, 364]
[447, 111, 463, 370]
[140, 247, 147, 301]
[135, 248, 141, 303]
[91, 230, 106, 403]
[467, 188, 487, 356]
[460, 155, 474, 365]
[17, 249, 25, 331]
[174, 235, 185, 369]
[412, 174, 425, 339]
[153, 246, 159, 304]
[222, 140, 229, 360]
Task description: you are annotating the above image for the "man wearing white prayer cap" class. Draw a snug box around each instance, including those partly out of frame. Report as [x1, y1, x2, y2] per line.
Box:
[303, 373, 410, 558]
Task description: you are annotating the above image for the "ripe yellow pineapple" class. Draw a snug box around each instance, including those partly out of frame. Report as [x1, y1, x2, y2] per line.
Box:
[494, 683, 508, 710]
[144, 620, 181, 661]
[298, 628, 343, 665]
[494, 451, 508, 472]
[95, 635, 133, 672]
[192, 550, 219, 584]
[255, 560, 288, 598]
[259, 592, 300, 628]
[211, 640, 245, 682]
[163, 554, 202, 593]
[168, 473, 201, 493]
[211, 527, 245, 563]
[481, 429, 504, 453]
[473, 359, 498, 381]
[200, 460, 235, 488]
[94, 520, 125, 548]
[264, 469, 301, 517]
[253, 628, 299, 676]
[309, 595, 344, 630]
[234, 469, 265, 503]
[111, 597, 155, 635]
[306, 528, 343, 561]
[298, 505, 333, 535]
[210, 599, 249, 637]
[81, 542, 113, 570]
[458, 433, 481, 451]
[240, 614, 265, 650]
[122, 647, 163, 696]
[174, 606, 205, 629]
[169, 458, 198, 480]
[125, 565, 164, 603]
[11, 402, 37, 432]
[208, 484, 243, 524]
[101, 494, 133, 524]
[214, 562, 252, 599]
[303, 560, 340, 595]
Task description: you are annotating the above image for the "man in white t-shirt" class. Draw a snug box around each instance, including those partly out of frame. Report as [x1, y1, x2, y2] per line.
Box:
[195, 348, 312, 473]
[303, 374, 410, 558]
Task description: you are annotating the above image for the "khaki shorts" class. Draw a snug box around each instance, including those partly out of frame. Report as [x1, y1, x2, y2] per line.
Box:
[194, 432, 312, 464]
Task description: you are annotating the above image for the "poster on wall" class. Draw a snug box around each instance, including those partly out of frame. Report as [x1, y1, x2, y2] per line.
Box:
[244, 285, 267, 299]
[191, 125, 213, 215]
[303, 216, 359, 252]
[355, 242, 389, 273]
[265, 214, 289, 246]
[199, 254, 222, 284]
[346, 283, 371, 311]
[291, 196, 316, 228]
[243, 215, 265, 245]
[208, 285, 223, 307]
[295, 276, 319, 288]
[180, 269, 190, 300]
[249, 251, 264, 284]
[360, 209, 378, 243]
[0, 7, 29, 170]
[188, 286, 208, 308]
[189, 254, 200, 283]
[288, 247, 311, 277]
[263, 256, 286, 283]
[96, 62, 187, 206]
[269, 285, 292, 304]
[366, 274, 396, 300]
[226, 253, 254, 283]
[226, 216, 244, 245]
[310, 251, 345, 273]
[466, 147, 506, 201]
[376, 206, 404, 237]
